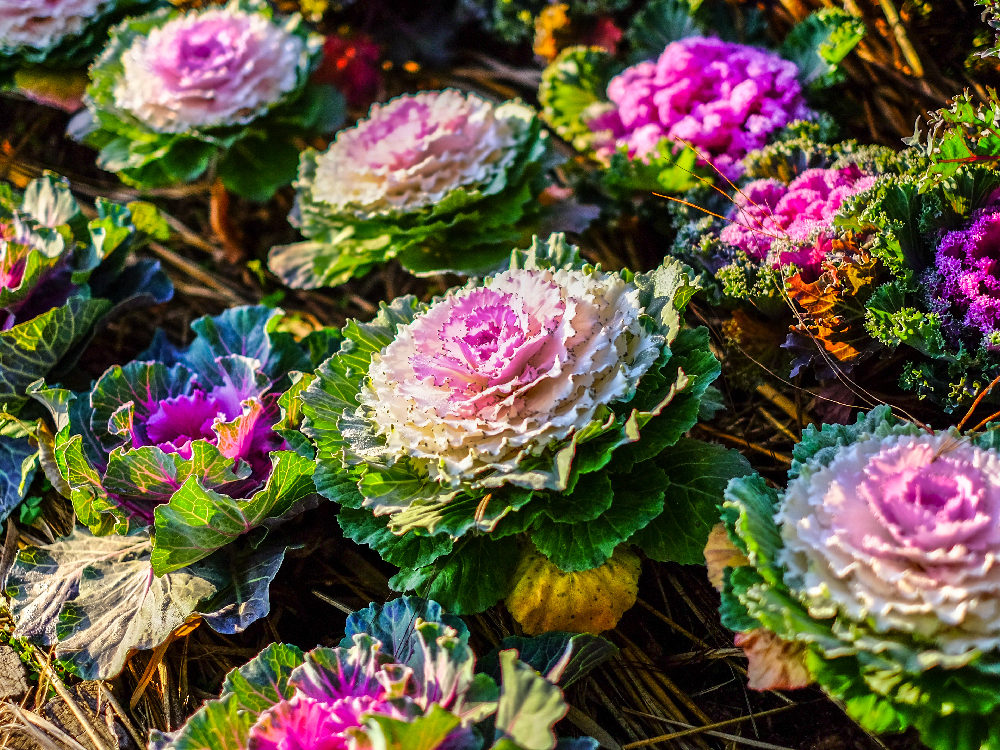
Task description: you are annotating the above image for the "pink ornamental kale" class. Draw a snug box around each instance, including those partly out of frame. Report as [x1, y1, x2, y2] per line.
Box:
[925, 202, 1000, 346]
[156, 597, 599, 750]
[62, 306, 312, 534]
[361, 263, 661, 487]
[719, 165, 874, 277]
[778, 429, 1000, 654]
[587, 37, 812, 180]
[113, 5, 306, 133]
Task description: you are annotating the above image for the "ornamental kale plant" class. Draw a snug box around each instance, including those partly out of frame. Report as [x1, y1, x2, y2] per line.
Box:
[0, 174, 171, 520]
[72, 0, 345, 201]
[716, 407, 1000, 750]
[9, 306, 335, 679]
[538, 1, 863, 193]
[0, 0, 157, 85]
[153, 597, 610, 750]
[38, 305, 321, 568]
[268, 89, 558, 288]
[299, 234, 749, 630]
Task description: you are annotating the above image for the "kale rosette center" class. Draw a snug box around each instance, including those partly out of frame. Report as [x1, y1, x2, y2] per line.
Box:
[361, 266, 659, 486]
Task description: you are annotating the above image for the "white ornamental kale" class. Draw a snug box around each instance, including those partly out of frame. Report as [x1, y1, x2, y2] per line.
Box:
[310, 90, 523, 217]
[269, 89, 556, 285]
[361, 265, 660, 487]
[778, 429, 1000, 657]
[112, 5, 305, 133]
[720, 408, 1000, 750]
[0, 0, 109, 55]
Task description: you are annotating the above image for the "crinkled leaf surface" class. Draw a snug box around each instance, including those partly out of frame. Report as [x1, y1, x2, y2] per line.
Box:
[7, 528, 217, 679]
[151, 450, 315, 574]
[389, 536, 522, 615]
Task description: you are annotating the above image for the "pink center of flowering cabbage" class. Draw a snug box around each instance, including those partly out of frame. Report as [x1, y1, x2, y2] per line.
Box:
[853, 443, 1000, 558]
[248, 694, 392, 750]
[143, 389, 239, 458]
[719, 165, 875, 277]
[349, 96, 487, 171]
[587, 36, 812, 180]
[408, 285, 563, 419]
[149, 15, 255, 95]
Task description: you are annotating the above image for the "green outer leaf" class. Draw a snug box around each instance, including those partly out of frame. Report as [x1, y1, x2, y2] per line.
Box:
[537, 46, 621, 153]
[338, 507, 454, 569]
[779, 8, 865, 88]
[530, 461, 666, 572]
[0, 296, 111, 408]
[151, 451, 316, 574]
[220, 642, 304, 713]
[388, 536, 522, 615]
[494, 649, 567, 750]
[361, 706, 462, 750]
[151, 694, 251, 750]
[630, 438, 752, 565]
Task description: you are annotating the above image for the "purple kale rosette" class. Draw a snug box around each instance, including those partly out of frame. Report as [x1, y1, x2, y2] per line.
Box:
[925, 200, 1000, 349]
[36, 305, 322, 575]
[152, 597, 608, 750]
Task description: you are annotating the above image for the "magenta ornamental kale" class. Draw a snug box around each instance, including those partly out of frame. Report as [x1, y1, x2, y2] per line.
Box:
[925, 201, 1000, 346]
[153, 597, 607, 750]
[39, 305, 322, 576]
[719, 165, 875, 277]
[587, 36, 812, 180]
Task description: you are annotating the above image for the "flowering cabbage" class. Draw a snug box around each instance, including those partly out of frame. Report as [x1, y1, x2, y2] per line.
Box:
[300, 234, 749, 620]
[925, 202, 1000, 346]
[35, 305, 323, 576]
[153, 597, 608, 750]
[585, 37, 811, 180]
[840, 159, 1000, 411]
[719, 165, 875, 278]
[0, 0, 156, 80]
[718, 406, 1000, 750]
[0, 174, 171, 521]
[73, 0, 343, 200]
[268, 89, 557, 287]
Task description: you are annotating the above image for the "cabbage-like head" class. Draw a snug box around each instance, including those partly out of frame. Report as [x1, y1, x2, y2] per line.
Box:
[153, 596, 604, 750]
[39, 306, 325, 575]
[112, 6, 306, 133]
[268, 89, 558, 286]
[925, 201, 1000, 347]
[301, 234, 749, 617]
[587, 36, 813, 180]
[76, 0, 335, 200]
[719, 165, 875, 279]
[0, 0, 158, 73]
[719, 406, 1000, 749]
